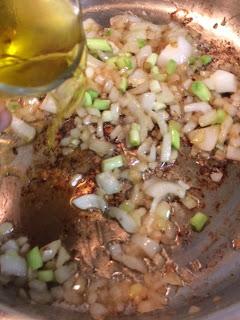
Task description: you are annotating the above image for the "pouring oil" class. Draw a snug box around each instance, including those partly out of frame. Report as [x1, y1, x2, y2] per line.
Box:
[0, 0, 86, 89]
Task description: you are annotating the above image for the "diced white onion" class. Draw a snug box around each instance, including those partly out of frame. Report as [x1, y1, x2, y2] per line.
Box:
[131, 234, 160, 258]
[205, 70, 237, 93]
[199, 110, 217, 127]
[157, 84, 175, 105]
[41, 240, 61, 262]
[56, 247, 71, 268]
[2, 240, 19, 253]
[158, 36, 192, 66]
[72, 194, 107, 212]
[0, 223, 13, 237]
[108, 207, 138, 233]
[140, 92, 156, 111]
[0, 254, 27, 277]
[184, 102, 212, 113]
[89, 138, 114, 157]
[129, 69, 148, 87]
[11, 116, 36, 141]
[29, 279, 48, 292]
[109, 243, 147, 273]
[96, 172, 121, 195]
[137, 45, 152, 67]
[161, 132, 172, 162]
[40, 95, 57, 114]
[188, 125, 220, 152]
[226, 145, 240, 161]
[55, 263, 77, 284]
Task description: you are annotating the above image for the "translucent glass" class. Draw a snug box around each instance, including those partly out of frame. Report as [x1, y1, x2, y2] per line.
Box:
[0, 0, 85, 96]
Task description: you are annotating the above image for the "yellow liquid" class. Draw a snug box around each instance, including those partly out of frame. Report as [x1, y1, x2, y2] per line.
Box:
[0, 0, 85, 90]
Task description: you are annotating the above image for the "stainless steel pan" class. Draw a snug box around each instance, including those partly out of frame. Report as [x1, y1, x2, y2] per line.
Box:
[0, 0, 240, 319]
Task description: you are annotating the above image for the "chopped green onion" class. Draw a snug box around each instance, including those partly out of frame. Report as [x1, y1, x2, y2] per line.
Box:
[116, 55, 133, 70]
[169, 120, 182, 132]
[215, 109, 226, 124]
[166, 59, 177, 75]
[151, 66, 159, 75]
[106, 56, 118, 68]
[191, 81, 212, 102]
[119, 77, 128, 93]
[120, 200, 135, 213]
[170, 127, 180, 150]
[84, 92, 92, 107]
[190, 212, 209, 232]
[146, 53, 158, 67]
[188, 56, 198, 65]
[137, 38, 146, 49]
[102, 155, 124, 171]
[200, 55, 212, 65]
[129, 123, 141, 147]
[87, 38, 112, 52]
[38, 270, 54, 283]
[7, 102, 21, 112]
[27, 247, 43, 271]
[87, 89, 99, 100]
[104, 28, 112, 36]
[93, 99, 111, 111]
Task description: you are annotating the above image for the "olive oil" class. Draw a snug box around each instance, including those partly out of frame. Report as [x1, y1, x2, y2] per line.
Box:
[0, 0, 85, 93]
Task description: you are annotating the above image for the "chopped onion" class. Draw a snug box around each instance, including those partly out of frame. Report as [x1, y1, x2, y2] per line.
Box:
[40, 95, 57, 114]
[128, 69, 148, 87]
[96, 172, 121, 194]
[161, 132, 172, 162]
[157, 84, 175, 105]
[204, 70, 237, 93]
[87, 54, 104, 68]
[158, 36, 192, 66]
[29, 289, 52, 304]
[140, 92, 156, 111]
[226, 146, 240, 161]
[0, 222, 13, 237]
[72, 194, 107, 212]
[41, 240, 61, 263]
[55, 263, 77, 284]
[29, 279, 48, 292]
[198, 110, 217, 127]
[89, 138, 114, 157]
[0, 253, 27, 277]
[137, 45, 152, 67]
[184, 102, 212, 113]
[188, 125, 220, 152]
[218, 115, 233, 144]
[131, 234, 160, 258]
[143, 179, 187, 213]
[11, 116, 36, 141]
[2, 240, 19, 253]
[109, 243, 147, 273]
[56, 247, 71, 268]
[108, 207, 138, 233]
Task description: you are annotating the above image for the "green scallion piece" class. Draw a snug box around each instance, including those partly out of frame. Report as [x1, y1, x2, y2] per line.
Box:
[170, 127, 180, 150]
[200, 54, 212, 65]
[93, 99, 111, 111]
[191, 81, 212, 102]
[87, 38, 112, 52]
[119, 78, 128, 93]
[104, 28, 112, 36]
[106, 56, 118, 68]
[129, 123, 141, 147]
[188, 56, 198, 65]
[190, 212, 209, 232]
[102, 155, 124, 171]
[84, 92, 92, 107]
[116, 55, 133, 70]
[146, 53, 158, 67]
[166, 59, 177, 76]
[137, 38, 146, 49]
[87, 89, 99, 100]
[38, 270, 54, 283]
[120, 200, 135, 213]
[7, 102, 21, 112]
[169, 120, 182, 132]
[215, 109, 226, 124]
[27, 247, 43, 271]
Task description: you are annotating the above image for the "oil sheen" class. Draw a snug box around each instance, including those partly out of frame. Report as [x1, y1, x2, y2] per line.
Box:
[0, 0, 85, 88]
